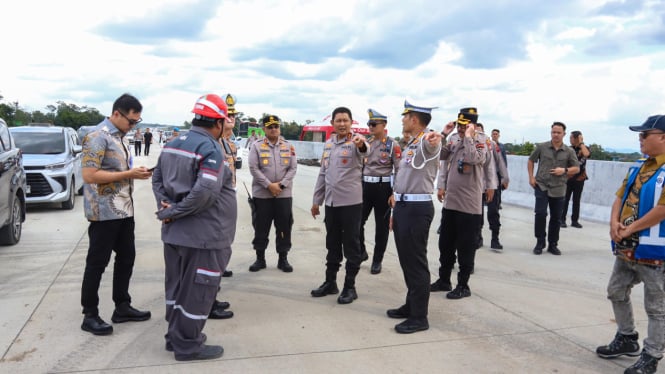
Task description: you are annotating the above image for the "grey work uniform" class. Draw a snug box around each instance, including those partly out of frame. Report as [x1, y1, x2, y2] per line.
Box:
[313, 134, 367, 288]
[392, 130, 441, 320]
[249, 137, 298, 254]
[152, 126, 235, 357]
[360, 136, 401, 263]
[436, 131, 488, 290]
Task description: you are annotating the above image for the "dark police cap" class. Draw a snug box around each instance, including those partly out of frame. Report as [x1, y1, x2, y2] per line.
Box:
[261, 114, 281, 127]
[629, 115, 665, 132]
[457, 107, 478, 125]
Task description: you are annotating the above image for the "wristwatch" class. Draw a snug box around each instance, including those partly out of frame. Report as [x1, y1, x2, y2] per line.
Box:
[564, 167, 568, 174]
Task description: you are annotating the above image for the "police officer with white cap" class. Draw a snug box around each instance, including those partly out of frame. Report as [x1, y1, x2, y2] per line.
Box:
[360, 108, 402, 274]
[386, 100, 447, 334]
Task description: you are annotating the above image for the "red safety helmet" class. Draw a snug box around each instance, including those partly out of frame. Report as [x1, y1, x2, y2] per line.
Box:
[192, 94, 228, 120]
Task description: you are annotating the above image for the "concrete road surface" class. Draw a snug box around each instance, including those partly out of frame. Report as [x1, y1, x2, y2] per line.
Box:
[0, 146, 657, 373]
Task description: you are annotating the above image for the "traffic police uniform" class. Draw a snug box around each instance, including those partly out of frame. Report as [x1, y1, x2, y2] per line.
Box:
[433, 108, 489, 299]
[220, 94, 239, 188]
[475, 126, 498, 249]
[152, 94, 235, 360]
[312, 118, 369, 303]
[360, 109, 401, 274]
[248, 115, 298, 272]
[389, 100, 442, 332]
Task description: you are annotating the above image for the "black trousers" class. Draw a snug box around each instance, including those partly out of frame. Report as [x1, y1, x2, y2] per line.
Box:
[324, 204, 362, 288]
[393, 200, 433, 319]
[81, 218, 136, 315]
[487, 187, 501, 232]
[134, 141, 142, 156]
[562, 179, 585, 223]
[438, 208, 480, 288]
[144, 142, 151, 156]
[534, 186, 564, 245]
[360, 181, 392, 263]
[252, 197, 293, 253]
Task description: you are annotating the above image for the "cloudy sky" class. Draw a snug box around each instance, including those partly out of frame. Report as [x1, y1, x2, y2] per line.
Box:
[2, 0, 664, 150]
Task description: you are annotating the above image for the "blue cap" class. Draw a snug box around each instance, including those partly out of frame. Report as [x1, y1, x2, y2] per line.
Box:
[402, 100, 438, 115]
[367, 108, 387, 123]
[173, 127, 180, 132]
[629, 115, 665, 132]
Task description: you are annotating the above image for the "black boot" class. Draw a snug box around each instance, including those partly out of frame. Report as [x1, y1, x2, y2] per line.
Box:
[491, 230, 503, 251]
[277, 253, 293, 272]
[249, 250, 266, 272]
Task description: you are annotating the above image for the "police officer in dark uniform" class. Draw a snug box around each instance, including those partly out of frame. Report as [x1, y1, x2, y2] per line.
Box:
[311, 107, 369, 304]
[248, 114, 298, 272]
[360, 109, 401, 274]
[386, 100, 443, 334]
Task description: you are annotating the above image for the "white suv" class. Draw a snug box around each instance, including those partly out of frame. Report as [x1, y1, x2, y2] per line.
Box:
[10, 125, 83, 209]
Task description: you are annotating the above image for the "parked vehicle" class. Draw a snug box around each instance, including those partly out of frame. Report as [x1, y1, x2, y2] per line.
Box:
[0, 118, 27, 245]
[10, 126, 83, 210]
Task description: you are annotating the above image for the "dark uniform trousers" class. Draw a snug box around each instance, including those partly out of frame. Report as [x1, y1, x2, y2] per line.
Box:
[252, 197, 293, 253]
[144, 141, 151, 156]
[393, 201, 433, 319]
[534, 185, 564, 245]
[562, 179, 584, 223]
[134, 141, 142, 157]
[487, 185, 502, 232]
[438, 208, 480, 287]
[324, 204, 362, 288]
[164, 243, 226, 356]
[81, 218, 135, 315]
[360, 181, 393, 263]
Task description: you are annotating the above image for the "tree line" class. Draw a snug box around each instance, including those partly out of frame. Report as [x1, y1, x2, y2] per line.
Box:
[0, 96, 640, 161]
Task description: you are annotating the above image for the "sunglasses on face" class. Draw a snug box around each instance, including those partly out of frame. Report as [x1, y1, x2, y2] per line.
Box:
[118, 111, 142, 125]
[639, 131, 664, 139]
[266, 125, 280, 130]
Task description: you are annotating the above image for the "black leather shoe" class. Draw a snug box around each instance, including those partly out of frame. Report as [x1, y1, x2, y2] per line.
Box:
[571, 222, 583, 228]
[81, 314, 113, 335]
[395, 318, 429, 334]
[446, 286, 471, 299]
[212, 300, 230, 310]
[249, 258, 266, 272]
[430, 278, 453, 292]
[533, 242, 545, 255]
[370, 262, 382, 274]
[547, 244, 562, 255]
[491, 239, 503, 251]
[311, 281, 339, 297]
[222, 270, 233, 277]
[560, 221, 567, 228]
[111, 303, 151, 323]
[209, 309, 234, 319]
[174, 344, 224, 361]
[277, 257, 293, 272]
[337, 287, 358, 304]
[387, 306, 409, 319]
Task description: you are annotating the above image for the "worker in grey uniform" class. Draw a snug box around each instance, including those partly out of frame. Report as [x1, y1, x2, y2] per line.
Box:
[311, 106, 369, 305]
[386, 100, 444, 334]
[152, 94, 234, 361]
[248, 114, 298, 272]
[360, 108, 402, 275]
[430, 108, 489, 300]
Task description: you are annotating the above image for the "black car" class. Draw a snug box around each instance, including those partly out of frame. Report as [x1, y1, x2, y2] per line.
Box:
[0, 118, 27, 245]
